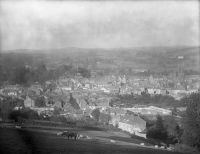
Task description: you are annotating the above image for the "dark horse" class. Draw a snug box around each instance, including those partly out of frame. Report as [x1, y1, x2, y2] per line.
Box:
[61, 131, 78, 140]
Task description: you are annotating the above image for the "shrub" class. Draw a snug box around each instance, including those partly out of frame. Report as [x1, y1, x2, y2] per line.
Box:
[174, 144, 198, 153]
[8, 108, 39, 122]
[147, 126, 168, 141]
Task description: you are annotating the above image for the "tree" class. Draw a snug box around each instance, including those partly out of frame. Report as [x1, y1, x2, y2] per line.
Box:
[36, 62, 48, 84]
[91, 108, 100, 122]
[77, 67, 91, 78]
[69, 93, 80, 110]
[12, 66, 31, 85]
[53, 106, 61, 115]
[147, 115, 168, 141]
[0, 97, 24, 120]
[174, 125, 183, 143]
[182, 92, 200, 150]
[9, 108, 39, 122]
[156, 115, 165, 130]
[35, 96, 46, 107]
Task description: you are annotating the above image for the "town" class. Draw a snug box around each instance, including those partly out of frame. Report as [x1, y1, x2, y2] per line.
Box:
[0, 47, 200, 153]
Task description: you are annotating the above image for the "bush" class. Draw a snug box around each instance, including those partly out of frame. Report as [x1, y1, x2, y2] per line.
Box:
[147, 126, 168, 141]
[35, 96, 46, 107]
[8, 109, 39, 122]
[174, 144, 198, 153]
[49, 115, 76, 125]
[91, 108, 100, 121]
[77, 67, 91, 78]
[76, 117, 98, 127]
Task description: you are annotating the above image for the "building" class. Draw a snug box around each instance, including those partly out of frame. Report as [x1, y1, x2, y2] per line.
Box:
[118, 114, 146, 138]
[24, 96, 35, 107]
[125, 106, 172, 116]
[30, 107, 54, 115]
[1, 85, 22, 97]
[29, 84, 43, 95]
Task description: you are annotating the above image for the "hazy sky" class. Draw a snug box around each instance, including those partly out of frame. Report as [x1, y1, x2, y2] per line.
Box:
[0, 0, 199, 50]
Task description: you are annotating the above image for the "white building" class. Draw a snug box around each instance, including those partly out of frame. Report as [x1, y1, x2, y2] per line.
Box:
[125, 106, 172, 116]
[24, 96, 35, 108]
[118, 114, 146, 138]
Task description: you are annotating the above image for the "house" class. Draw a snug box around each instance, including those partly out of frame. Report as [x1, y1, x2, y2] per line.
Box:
[85, 83, 90, 89]
[24, 96, 35, 108]
[68, 93, 80, 110]
[29, 84, 43, 95]
[147, 106, 172, 115]
[78, 98, 90, 110]
[30, 107, 54, 115]
[0, 95, 4, 101]
[109, 107, 127, 116]
[109, 114, 121, 127]
[100, 87, 110, 93]
[108, 108, 127, 126]
[96, 97, 110, 107]
[61, 87, 72, 92]
[13, 106, 23, 110]
[2, 87, 19, 97]
[176, 107, 186, 112]
[53, 100, 63, 109]
[148, 88, 161, 95]
[118, 114, 146, 138]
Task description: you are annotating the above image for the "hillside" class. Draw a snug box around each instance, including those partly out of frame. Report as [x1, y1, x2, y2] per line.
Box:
[0, 127, 181, 154]
[1, 46, 199, 74]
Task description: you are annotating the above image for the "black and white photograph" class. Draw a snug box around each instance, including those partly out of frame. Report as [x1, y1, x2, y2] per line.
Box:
[0, 0, 199, 153]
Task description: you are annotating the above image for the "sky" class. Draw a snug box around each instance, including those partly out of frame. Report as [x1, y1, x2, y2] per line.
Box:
[0, 0, 199, 50]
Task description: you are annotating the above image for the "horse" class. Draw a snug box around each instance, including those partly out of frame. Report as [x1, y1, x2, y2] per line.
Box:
[61, 131, 78, 140]
[67, 132, 78, 140]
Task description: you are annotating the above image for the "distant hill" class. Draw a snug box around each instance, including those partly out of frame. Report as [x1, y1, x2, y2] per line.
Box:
[1, 46, 199, 74]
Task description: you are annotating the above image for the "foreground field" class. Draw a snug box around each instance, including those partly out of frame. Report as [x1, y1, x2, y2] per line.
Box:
[0, 127, 183, 154]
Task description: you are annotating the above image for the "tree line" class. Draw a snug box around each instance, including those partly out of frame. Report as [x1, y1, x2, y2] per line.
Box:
[146, 92, 200, 152]
[0, 62, 91, 86]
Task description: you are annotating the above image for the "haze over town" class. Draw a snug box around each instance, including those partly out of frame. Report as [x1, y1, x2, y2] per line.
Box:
[0, 0, 199, 50]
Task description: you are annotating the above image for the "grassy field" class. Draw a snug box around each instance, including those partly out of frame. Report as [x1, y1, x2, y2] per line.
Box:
[0, 127, 183, 154]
